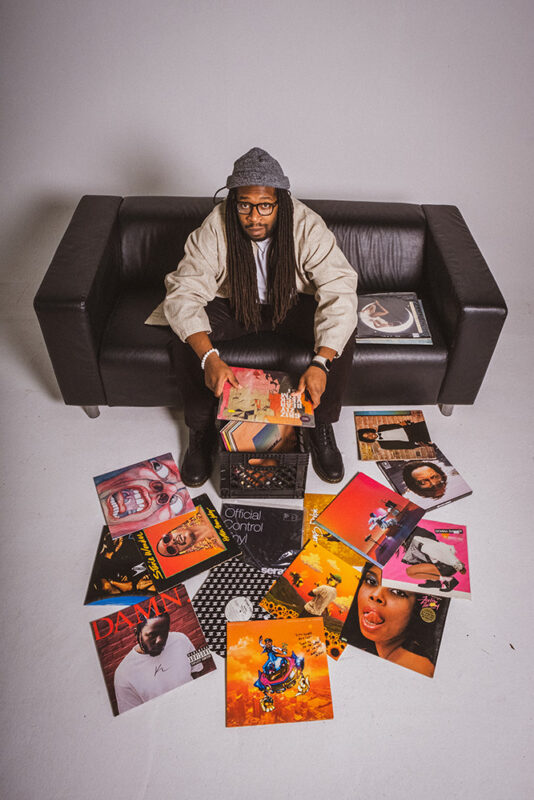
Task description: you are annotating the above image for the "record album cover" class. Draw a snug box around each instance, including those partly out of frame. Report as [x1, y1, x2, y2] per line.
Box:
[217, 367, 315, 427]
[134, 494, 240, 591]
[354, 410, 436, 461]
[260, 540, 361, 660]
[84, 526, 156, 605]
[220, 503, 303, 577]
[376, 447, 472, 510]
[381, 520, 470, 599]
[316, 472, 425, 568]
[341, 563, 450, 678]
[90, 585, 216, 715]
[303, 493, 366, 570]
[226, 617, 333, 726]
[356, 292, 432, 344]
[192, 557, 273, 657]
[93, 453, 194, 538]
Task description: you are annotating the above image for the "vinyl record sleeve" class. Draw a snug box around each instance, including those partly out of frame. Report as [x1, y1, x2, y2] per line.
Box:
[84, 526, 156, 605]
[354, 410, 436, 461]
[133, 494, 240, 591]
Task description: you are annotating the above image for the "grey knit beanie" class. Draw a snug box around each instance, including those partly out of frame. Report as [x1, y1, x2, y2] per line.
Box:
[226, 147, 290, 190]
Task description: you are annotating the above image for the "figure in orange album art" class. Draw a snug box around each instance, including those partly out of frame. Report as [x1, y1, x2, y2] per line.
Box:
[253, 635, 309, 712]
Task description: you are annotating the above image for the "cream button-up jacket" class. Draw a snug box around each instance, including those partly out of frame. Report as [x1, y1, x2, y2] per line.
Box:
[145, 197, 358, 356]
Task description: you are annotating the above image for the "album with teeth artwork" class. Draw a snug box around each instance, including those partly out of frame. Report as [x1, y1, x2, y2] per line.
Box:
[259, 540, 361, 660]
[316, 472, 425, 569]
[226, 617, 333, 727]
[90, 584, 216, 715]
[93, 453, 194, 539]
[84, 526, 157, 606]
[341, 563, 450, 678]
[133, 494, 241, 591]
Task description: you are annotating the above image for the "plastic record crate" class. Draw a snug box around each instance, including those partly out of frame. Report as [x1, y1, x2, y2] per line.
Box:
[219, 427, 310, 499]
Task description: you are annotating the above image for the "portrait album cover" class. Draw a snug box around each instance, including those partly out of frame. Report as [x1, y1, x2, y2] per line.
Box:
[303, 493, 366, 570]
[133, 494, 241, 592]
[354, 410, 436, 461]
[220, 420, 297, 453]
[192, 556, 273, 657]
[90, 585, 216, 715]
[341, 563, 450, 678]
[226, 617, 333, 727]
[381, 520, 471, 599]
[84, 526, 156, 606]
[316, 472, 425, 569]
[93, 452, 194, 539]
[376, 446, 473, 510]
[220, 502, 303, 577]
[259, 540, 361, 660]
[217, 366, 315, 427]
[355, 292, 432, 344]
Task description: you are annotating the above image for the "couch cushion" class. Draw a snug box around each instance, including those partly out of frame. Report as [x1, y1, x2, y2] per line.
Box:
[99, 287, 447, 408]
[118, 196, 426, 293]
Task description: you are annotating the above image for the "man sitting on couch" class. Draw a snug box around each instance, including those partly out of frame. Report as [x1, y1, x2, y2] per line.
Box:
[155, 147, 358, 485]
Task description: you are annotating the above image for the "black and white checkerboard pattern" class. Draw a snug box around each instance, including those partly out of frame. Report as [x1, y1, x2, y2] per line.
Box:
[192, 557, 273, 657]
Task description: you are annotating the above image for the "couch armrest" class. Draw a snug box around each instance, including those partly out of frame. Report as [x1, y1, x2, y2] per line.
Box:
[422, 205, 507, 405]
[34, 195, 123, 405]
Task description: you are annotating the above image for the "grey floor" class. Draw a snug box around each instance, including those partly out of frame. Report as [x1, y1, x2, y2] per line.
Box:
[1, 227, 532, 799]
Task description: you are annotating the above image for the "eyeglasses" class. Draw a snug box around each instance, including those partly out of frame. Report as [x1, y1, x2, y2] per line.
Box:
[235, 201, 278, 216]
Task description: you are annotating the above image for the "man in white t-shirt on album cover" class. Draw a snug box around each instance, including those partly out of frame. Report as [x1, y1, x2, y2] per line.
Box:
[113, 612, 204, 714]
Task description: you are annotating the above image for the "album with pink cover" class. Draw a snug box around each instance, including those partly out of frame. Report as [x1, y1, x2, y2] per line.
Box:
[381, 520, 470, 599]
[93, 453, 194, 539]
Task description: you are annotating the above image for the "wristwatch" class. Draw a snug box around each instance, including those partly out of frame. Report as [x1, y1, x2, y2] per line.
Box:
[310, 355, 332, 374]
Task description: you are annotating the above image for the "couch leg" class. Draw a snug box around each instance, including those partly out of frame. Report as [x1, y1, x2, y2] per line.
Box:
[439, 404, 454, 417]
[82, 405, 100, 419]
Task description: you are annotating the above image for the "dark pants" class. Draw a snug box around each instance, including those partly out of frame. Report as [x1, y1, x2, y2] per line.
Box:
[171, 295, 355, 430]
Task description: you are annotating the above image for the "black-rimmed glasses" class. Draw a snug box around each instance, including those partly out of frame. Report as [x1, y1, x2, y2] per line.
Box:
[235, 201, 278, 216]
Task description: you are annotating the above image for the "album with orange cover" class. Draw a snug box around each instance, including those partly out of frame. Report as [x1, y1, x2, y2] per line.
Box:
[259, 540, 361, 660]
[90, 585, 216, 715]
[316, 472, 424, 568]
[303, 493, 366, 570]
[133, 494, 240, 591]
[226, 617, 333, 727]
[217, 366, 315, 427]
[341, 563, 450, 678]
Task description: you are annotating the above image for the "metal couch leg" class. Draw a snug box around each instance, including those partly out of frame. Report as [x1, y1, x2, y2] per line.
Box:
[439, 404, 454, 417]
[81, 405, 100, 419]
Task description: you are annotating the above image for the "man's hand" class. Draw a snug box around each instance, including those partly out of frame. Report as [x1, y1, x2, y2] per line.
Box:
[296, 365, 327, 408]
[204, 354, 240, 397]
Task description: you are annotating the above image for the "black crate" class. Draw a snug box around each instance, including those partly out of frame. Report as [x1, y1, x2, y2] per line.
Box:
[219, 428, 310, 499]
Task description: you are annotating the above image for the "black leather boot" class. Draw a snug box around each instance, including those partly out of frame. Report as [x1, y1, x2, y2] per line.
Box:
[308, 423, 344, 483]
[180, 426, 217, 487]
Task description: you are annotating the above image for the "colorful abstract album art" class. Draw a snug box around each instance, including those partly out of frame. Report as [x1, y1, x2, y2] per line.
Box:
[259, 540, 361, 660]
[134, 495, 241, 591]
[226, 617, 333, 727]
[217, 366, 315, 427]
[90, 585, 216, 715]
[93, 453, 194, 539]
[341, 563, 450, 678]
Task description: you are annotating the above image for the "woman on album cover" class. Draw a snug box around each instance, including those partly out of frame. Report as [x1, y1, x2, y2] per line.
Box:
[343, 563, 447, 677]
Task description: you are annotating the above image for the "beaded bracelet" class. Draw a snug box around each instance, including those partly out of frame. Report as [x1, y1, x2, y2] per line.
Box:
[200, 347, 220, 371]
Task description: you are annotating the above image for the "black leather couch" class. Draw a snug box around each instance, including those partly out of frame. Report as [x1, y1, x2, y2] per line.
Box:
[34, 196, 507, 418]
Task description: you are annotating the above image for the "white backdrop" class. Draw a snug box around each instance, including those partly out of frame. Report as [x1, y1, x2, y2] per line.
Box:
[1, 3, 533, 800]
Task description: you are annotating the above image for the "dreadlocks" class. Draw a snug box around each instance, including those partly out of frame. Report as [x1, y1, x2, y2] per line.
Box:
[225, 188, 298, 330]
